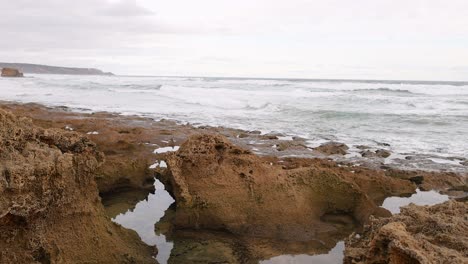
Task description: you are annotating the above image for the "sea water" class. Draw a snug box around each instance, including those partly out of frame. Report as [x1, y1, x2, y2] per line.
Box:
[1, 74, 467, 169]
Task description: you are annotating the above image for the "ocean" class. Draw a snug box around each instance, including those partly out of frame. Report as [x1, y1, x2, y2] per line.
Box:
[1, 74, 467, 168]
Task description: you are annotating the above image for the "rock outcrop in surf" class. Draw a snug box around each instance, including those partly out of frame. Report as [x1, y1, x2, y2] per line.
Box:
[314, 141, 349, 155]
[0, 110, 156, 263]
[1, 67, 23, 77]
[344, 200, 468, 264]
[158, 134, 415, 240]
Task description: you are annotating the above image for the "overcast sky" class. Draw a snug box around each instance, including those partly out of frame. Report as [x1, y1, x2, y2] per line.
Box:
[1, 0, 467, 80]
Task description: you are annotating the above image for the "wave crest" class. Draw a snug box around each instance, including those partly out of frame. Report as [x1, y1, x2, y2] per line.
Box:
[351, 87, 414, 94]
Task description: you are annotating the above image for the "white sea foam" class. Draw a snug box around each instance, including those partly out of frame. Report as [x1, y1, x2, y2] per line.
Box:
[1, 74, 467, 164]
[153, 146, 180, 154]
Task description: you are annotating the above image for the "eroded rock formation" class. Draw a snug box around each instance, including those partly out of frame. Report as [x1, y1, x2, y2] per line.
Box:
[344, 200, 468, 264]
[158, 134, 415, 241]
[1, 67, 23, 77]
[0, 110, 156, 263]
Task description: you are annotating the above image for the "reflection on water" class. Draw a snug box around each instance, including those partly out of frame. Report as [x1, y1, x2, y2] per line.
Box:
[111, 180, 175, 264]
[381, 188, 449, 214]
[105, 180, 450, 264]
[260, 241, 344, 264]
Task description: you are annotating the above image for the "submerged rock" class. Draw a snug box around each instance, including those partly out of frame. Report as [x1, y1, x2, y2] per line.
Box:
[375, 149, 391, 158]
[1, 67, 23, 77]
[344, 201, 468, 264]
[158, 134, 413, 241]
[0, 110, 156, 263]
[360, 149, 391, 158]
[314, 141, 349, 155]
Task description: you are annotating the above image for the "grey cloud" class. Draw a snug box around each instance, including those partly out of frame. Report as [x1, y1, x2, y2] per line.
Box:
[0, 0, 160, 51]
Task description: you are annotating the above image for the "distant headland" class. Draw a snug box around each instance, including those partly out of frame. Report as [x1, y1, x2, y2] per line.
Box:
[0, 62, 114, 76]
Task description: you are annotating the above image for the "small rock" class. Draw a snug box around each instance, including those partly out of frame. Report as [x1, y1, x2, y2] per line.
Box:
[361, 149, 391, 158]
[238, 133, 249, 138]
[360, 150, 376, 158]
[375, 149, 391, 158]
[314, 142, 349, 155]
[356, 145, 371, 150]
[276, 141, 306, 151]
[261, 134, 279, 140]
[377, 142, 391, 147]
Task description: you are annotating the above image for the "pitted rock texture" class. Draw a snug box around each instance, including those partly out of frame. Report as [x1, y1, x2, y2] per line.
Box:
[344, 200, 468, 264]
[159, 134, 414, 241]
[0, 110, 155, 263]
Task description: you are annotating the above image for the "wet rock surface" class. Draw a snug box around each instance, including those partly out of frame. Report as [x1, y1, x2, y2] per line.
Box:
[0, 102, 194, 195]
[1, 101, 466, 263]
[360, 149, 391, 158]
[314, 141, 349, 155]
[2, 101, 467, 176]
[0, 109, 156, 263]
[344, 200, 468, 264]
[384, 168, 466, 192]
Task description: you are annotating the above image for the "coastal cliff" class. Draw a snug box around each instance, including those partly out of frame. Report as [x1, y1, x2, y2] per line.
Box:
[0, 62, 114, 76]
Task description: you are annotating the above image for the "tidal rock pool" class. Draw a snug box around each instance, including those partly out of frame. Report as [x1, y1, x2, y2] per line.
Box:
[110, 180, 175, 263]
[104, 181, 451, 264]
[381, 188, 449, 214]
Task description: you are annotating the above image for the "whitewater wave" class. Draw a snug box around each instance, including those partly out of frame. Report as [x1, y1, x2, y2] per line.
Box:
[350, 87, 415, 94]
[0, 74, 467, 162]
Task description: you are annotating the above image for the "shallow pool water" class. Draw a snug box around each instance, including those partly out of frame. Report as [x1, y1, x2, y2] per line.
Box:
[260, 241, 345, 264]
[112, 180, 175, 263]
[108, 181, 450, 264]
[381, 188, 449, 214]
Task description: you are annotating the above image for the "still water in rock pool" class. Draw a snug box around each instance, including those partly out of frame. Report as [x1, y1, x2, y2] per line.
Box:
[108, 179, 450, 264]
[111, 180, 175, 263]
[382, 188, 449, 214]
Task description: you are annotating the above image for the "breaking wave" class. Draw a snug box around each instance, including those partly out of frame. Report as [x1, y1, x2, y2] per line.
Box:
[350, 87, 415, 94]
[0, 74, 467, 161]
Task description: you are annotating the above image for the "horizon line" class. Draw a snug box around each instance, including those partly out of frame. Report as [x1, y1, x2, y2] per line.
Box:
[116, 74, 468, 85]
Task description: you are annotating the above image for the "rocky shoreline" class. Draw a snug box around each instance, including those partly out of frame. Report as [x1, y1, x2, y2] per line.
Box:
[0, 101, 466, 263]
[0, 109, 154, 263]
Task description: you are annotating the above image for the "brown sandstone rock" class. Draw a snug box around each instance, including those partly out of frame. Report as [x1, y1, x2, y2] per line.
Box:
[375, 149, 391, 158]
[0, 103, 160, 194]
[385, 168, 466, 191]
[0, 110, 156, 263]
[158, 134, 411, 241]
[314, 141, 349, 155]
[344, 201, 468, 264]
[1, 68, 23, 77]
